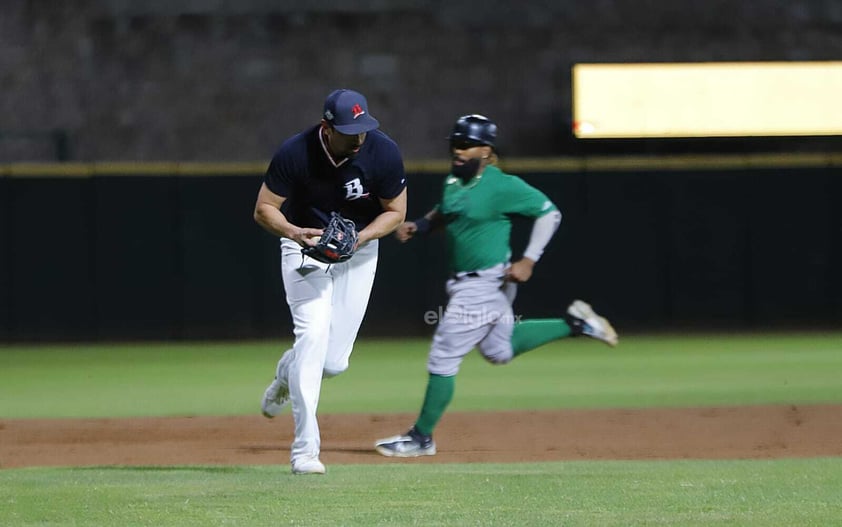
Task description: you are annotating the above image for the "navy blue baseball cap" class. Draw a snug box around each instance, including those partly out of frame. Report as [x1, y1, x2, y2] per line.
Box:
[323, 89, 380, 134]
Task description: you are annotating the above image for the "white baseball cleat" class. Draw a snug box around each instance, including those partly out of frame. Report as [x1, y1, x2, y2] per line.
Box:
[567, 299, 618, 347]
[291, 456, 326, 475]
[261, 358, 290, 418]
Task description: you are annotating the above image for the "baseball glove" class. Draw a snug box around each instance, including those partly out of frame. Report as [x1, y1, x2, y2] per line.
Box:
[301, 212, 358, 264]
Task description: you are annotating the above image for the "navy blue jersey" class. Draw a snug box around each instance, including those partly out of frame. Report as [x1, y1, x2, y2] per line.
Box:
[264, 125, 406, 230]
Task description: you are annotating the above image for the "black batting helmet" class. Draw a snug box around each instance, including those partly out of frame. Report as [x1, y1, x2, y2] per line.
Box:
[449, 114, 497, 149]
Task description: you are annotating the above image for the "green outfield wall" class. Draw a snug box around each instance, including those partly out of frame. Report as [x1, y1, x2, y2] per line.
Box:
[1, 154, 841, 341]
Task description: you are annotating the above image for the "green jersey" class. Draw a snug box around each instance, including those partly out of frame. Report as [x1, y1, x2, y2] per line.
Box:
[437, 165, 558, 273]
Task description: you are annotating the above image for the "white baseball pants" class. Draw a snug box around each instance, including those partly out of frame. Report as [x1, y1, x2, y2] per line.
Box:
[278, 237, 378, 465]
[427, 263, 519, 376]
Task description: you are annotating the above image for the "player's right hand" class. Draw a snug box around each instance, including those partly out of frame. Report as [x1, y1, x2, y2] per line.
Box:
[394, 221, 417, 243]
[292, 227, 325, 247]
[505, 258, 536, 283]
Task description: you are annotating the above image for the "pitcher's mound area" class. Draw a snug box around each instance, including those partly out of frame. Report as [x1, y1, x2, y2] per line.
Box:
[2, 405, 841, 468]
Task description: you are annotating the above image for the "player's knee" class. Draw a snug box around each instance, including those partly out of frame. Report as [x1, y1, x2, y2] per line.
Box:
[427, 357, 461, 377]
[322, 362, 348, 378]
[481, 348, 513, 365]
[483, 354, 512, 365]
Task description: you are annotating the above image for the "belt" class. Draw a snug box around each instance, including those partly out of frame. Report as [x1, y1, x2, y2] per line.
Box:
[450, 271, 480, 280]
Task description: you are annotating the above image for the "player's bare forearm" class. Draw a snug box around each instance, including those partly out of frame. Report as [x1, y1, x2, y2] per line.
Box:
[254, 203, 292, 237]
[358, 211, 403, 244]
[358, 188, 407, 245]
[254, 183, 322, 246]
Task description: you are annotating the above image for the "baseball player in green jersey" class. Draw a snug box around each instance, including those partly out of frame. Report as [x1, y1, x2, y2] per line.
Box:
[374, 114, 617, 457]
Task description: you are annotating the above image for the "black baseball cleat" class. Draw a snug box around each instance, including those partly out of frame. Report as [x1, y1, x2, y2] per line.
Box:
[374, 426, 437, 457]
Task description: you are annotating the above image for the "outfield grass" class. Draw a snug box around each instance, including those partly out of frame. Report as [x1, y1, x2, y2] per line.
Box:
[1, 333, 841, 418]
[1, 333, 840, 526]
[1, 458, 840, 526]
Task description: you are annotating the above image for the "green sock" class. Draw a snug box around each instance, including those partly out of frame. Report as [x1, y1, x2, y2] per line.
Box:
[414, 373, 455, 436]
[511, 319, 572, 357]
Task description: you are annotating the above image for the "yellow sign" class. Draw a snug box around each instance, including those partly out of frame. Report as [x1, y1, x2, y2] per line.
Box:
[573, 62, 842, 138]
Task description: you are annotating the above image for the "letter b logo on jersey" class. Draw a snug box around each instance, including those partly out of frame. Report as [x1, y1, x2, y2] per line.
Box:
[343, 178, 369, 200]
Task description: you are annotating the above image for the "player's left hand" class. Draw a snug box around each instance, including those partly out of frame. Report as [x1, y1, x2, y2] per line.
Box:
[301, 212, 359, 264]
[505, 258, 535, 283]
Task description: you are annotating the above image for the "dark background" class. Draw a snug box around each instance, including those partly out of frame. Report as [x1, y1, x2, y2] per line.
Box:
[1, 0, 841, 341]
[2, 0, 841, 162]
[2, 163, 840, 342]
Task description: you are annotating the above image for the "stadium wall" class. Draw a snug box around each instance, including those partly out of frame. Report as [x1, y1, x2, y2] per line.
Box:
[1, 155, 840, 342]
[2, 0, 842, 162]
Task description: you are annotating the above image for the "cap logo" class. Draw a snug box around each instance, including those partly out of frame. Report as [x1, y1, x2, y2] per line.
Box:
[324, 110, 334, 120]
[351, 104, 365, 119]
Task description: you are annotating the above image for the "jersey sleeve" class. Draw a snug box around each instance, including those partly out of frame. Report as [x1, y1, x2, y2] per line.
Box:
[263, 145, 298, 198]
[502, 176, 558, 218]
[372, 136, 407, 200]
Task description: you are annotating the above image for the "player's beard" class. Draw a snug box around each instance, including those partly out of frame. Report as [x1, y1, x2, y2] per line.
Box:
[333, 142, 361, 160]
[451, 157, 481, 182]
[325, 129, 363, 160]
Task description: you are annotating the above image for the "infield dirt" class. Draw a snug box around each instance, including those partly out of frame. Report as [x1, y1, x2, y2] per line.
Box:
[2, 404, 841, 468]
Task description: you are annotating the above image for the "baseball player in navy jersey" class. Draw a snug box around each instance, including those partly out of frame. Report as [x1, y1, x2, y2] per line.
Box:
[375, 114, 617, 457]
[254, 89, 407, 474]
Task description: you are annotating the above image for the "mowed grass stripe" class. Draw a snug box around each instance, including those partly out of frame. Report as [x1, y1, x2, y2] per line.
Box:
[1, 458, 840, 526]
[1, 333, 840, 418]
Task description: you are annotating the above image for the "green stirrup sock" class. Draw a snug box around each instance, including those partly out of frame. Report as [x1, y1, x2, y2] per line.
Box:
[414, 373, 455, 436]
[511, 319, 572, 357]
